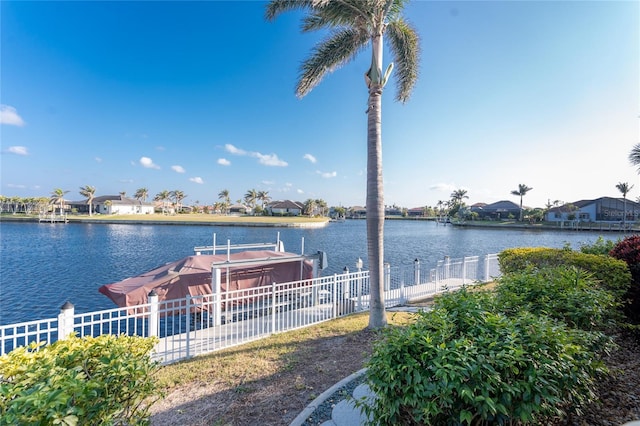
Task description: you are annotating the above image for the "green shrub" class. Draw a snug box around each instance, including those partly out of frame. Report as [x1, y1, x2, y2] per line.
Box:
[494, 266, 619, 331]
[0, 334, 162, 425]
[579, 236, 618, 256]
[498, 247, 631, 300]
[361, 289, 610, 426]
[609, 235, 640, 323]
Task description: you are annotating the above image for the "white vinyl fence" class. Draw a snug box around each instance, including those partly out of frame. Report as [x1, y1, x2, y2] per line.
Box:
[1, 254, 500, 364]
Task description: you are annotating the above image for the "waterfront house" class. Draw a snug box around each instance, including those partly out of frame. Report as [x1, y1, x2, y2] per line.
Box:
[267, 200, 304, 216]
[69, 195, 154, 215]
[470, 200, 522, 220]
[545, 197, 640, 223]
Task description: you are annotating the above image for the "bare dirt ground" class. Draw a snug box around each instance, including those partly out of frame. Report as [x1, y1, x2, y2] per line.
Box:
[149, 316, 640, 426]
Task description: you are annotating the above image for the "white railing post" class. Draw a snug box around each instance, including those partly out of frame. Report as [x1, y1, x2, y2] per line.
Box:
[414, 258, 420, 285]
[185, 296, 191, 359]
[211, 267, 222, 326]
[462, 256, 467, 285]
[332, 274, 338, 318]
[271, 282, 277, 332]
[485, 255, 490, 282]
[384, 263, 390, 292]
[148, 290, 159, 338]
[58, 301, 74, 340]
[400, 273, 405, 304]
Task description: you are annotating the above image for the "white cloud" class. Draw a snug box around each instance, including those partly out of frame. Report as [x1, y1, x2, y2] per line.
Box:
[95, 157, 102, 163]
[172, 165, 186, 173]
[0, 105, 25, 126]
[139, 156, 160, 169]
[303, 153, 317, 164]
[217, 158, 231, 166]
[430, 182, 457, 193]
[317, 170, 337, 179]
[297, 189, 304, 194]
[6, 146, 28, 155]
[225, 143, 287, 167]
[6, 183, 26, 188]
[262, 180, 275, 185]
[225, 144, 246, 155]
[255, 152, 288, 167]
[285, 183, 293, 187]
[189, 177, 204, 184]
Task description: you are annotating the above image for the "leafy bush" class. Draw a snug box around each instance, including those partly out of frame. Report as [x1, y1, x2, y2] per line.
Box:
[610, 235, 640, 323]
[0, 334, 162, 425]
[362, 289, 610, 425]
[494, 266, 619, 331]
[498, 247, 631, 300]
[579, 236, 618, 256]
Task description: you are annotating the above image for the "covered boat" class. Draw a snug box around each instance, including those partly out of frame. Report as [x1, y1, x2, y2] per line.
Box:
[98, 249, 315, 309]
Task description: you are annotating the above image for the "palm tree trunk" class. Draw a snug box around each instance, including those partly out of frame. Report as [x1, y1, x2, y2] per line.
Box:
[366, 34, 387, 329]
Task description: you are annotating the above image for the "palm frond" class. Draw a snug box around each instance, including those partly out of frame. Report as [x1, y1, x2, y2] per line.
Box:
[629, 143, 640, 169]
[385, 18, 420, 103]
[296, 28, 369, 98]
[265, 0, 314, 21]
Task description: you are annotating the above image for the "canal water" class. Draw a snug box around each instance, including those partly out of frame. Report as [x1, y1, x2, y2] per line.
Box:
[0, 220, 623, 325]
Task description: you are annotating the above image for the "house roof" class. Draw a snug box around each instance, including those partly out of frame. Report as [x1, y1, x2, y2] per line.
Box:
[269, 200, 304, 210]
[474, 200, 522, 212]
[547, 197, 640, 213]
[69, 195, 153, 206]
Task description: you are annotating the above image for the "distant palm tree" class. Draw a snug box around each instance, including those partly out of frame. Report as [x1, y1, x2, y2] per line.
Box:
[303, 199, 317, 217]
[315, 199, 328, 217]
[629, 144, 640, 173]
[257, 190, 271, 208]
[244, 189, 258, 210]
[79, 185, 96, 216]
[266, 0, 420, 329]
[119, 191, 126, 199]
[170, 190, 187, 212]
[218, 189, 231, 215]
[50, 188, 69, 216]
[134, 188, 149, 202]
[510, 184, 533, 221]
[154, 190, 170, 215]
[616, 182, 634, 226]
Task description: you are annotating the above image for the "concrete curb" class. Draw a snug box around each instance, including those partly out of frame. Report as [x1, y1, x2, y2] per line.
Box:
[289, 368, 368, 426]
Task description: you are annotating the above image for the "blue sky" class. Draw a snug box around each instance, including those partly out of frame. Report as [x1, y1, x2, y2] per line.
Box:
[1, 0, 638, 209]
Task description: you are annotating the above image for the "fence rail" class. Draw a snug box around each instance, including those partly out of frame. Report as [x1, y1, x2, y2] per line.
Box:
[1, 254, 501, 364]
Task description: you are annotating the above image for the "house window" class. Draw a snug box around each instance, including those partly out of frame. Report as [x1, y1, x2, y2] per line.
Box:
[578, 213, 589, 220]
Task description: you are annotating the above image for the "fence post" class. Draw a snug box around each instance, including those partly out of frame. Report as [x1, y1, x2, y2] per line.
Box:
[485, 255, 490, 282]
[148, 290, 159, 338]
[211, 267, 222, 326]
[185, 296, 191, 359]
[414, 258, 420, 285]
[400, 273, 405, 304]
[332, 274, 338, 319]
[462, 256, 467, 285]
[384, 262, 390, 292]
[58, 301, 74, 340]
[271, 282, 277, 332]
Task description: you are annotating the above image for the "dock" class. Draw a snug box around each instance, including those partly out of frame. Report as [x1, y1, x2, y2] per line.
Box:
[38, 213, 68, 223]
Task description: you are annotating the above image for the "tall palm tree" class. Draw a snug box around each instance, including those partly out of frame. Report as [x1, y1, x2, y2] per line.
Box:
[315, 198, 328, 216]
[244, 189, 258, 210]
[79, 185, 96, 216]
[449, 189, 468, 217]
[50, 188, 69, 216]
[134, 188, 149, 202]
[266, 0, 420, 329]
[510, 184, 533, 222]
[629, 143, 640, 173]
[303, 198, 317, 217]
[616, 182, 633, 226]
[257, 190, 271, 208]
[170, 190, 187, 212]
[218, 189, 231, 215]
[154, 190, 170, 215]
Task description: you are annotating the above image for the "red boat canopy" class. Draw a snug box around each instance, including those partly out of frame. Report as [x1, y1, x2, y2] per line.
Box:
[98, 250, 314, 309]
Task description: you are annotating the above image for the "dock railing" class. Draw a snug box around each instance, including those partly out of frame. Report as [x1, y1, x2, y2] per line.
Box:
[1, 253, 501, 364]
